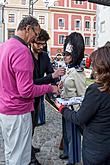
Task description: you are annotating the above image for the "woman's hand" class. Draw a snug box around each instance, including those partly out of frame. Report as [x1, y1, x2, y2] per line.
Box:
[57, 81, 63, 89]
[55, 100, 64, 113]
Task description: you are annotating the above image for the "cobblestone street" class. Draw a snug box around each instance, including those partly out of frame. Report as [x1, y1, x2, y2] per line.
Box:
[0, 126, 5, 164]
[33, 101, 67, 165]
[0, 101, 82, 165]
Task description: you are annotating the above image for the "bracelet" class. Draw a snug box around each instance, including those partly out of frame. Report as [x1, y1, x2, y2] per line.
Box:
[59, 105, 65, 112]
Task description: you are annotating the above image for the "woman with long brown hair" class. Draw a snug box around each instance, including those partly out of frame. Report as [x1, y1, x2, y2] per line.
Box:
[56, 46, 110, 165]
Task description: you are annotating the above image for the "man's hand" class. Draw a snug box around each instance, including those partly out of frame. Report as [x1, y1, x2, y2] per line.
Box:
[57, 81, 63, 89]
[51, 85, 60, 95]
[52, 67, 66, 79]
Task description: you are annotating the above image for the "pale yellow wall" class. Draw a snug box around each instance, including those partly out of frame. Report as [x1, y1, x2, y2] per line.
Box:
[3, 0, 49, 40]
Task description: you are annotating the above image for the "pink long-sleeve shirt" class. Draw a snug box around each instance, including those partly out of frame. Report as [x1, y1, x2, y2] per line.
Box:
[0, 38, 52, 115]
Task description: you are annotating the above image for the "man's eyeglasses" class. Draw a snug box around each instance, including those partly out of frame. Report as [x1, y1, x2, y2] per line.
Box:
[32, 27, 40, 37]
[35, 42, 46, 47]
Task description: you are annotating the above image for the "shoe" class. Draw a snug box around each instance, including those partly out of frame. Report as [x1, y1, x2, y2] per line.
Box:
[59, 146, 63, 150]
[59, 154, 68, 160]
[32, 146, 40, 153]
[29, 157, 41, 165]
[59, 137, 63, 150]
[36, 122, 45, 126]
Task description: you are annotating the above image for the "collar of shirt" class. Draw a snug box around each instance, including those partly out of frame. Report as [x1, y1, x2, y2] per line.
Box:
[13, 35, 28, 47]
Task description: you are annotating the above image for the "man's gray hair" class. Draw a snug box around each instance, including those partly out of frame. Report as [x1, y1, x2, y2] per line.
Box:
[17, 15, 39, 31]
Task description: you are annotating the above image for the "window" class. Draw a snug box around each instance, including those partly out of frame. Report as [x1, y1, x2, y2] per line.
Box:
[93, 37, 96, 47]
[75, 1, 83, 4]
[85, 21, 90, 29]
[75, 20, 81, 28]
[100, 21, 105, 33]
[39, 16, 45, 24]
[8, 14, 15, 23]
[93, 22, 96, 30]
[8, 29, 15, 39]
[59, 35, 65, 44]
[21, 0, 26, 5]
[58, 18, 65, 28]
[85, 37, 90, 46]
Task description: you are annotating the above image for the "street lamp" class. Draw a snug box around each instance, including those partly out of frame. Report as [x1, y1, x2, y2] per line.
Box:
[29, 0, 38, 15]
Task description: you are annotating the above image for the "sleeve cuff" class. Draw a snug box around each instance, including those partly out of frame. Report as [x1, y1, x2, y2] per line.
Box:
[58, 105, 65, 113]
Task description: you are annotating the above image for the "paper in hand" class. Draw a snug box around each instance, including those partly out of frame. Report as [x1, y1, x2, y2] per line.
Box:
[56, 96, 84, 106]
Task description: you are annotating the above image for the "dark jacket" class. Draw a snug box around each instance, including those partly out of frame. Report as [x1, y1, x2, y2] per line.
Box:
[62, 83, 110, 162]
[31, 51, 58, 127]
[32, 51, 57, 85]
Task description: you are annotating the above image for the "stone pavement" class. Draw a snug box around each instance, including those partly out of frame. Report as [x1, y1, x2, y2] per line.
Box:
[0, 127, 5, 165]
[0, 100, 82, 165]
[33, 100, 67, 165]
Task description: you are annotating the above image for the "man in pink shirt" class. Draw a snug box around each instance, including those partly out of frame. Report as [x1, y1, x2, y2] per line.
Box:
[0, 16, 58, 165]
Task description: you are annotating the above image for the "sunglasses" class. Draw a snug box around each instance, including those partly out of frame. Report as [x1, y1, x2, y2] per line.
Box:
[62, 52, 72, 57]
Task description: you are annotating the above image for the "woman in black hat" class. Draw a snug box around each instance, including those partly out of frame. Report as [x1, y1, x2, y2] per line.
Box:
[59, 32, 86, 165]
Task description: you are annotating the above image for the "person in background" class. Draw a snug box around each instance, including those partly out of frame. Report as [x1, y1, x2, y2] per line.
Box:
[30, 29, 66, 164]
[85, 56, 91, 69]
[59, 32, 86, 165]
[56, 46, 110, 165]
[0, 16, 58, 165]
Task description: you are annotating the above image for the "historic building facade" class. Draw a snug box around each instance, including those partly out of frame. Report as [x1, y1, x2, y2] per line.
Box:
[48, 0, 96, 57]
[0, 0, 49, 42]
[0, 0, 96, 58]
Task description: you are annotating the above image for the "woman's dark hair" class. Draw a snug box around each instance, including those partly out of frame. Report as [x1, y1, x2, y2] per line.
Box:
[91, 46, 110, 93]
[17, 15, 39, 30]
[64, 32, 85, 66]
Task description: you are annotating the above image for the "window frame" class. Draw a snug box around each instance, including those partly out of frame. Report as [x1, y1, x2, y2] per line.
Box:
[85, 21, 90, 29]
[39, 16, 45, 24]
[75, 19, 81, 29]
[58, 18, 65, 28]
[8, 14, 15, 23]
[93, 21, 96, 30]
[75, 1, 83, 5]
[58, 34, 65, 45]
[100, 21, 105, 33]
[93, 36, 96, 47]
[8, 29, 15, 39]
[85, 36, 90, 46]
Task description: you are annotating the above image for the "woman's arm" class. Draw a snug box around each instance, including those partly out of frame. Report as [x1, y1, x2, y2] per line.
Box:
[60, 84, 100, 125]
